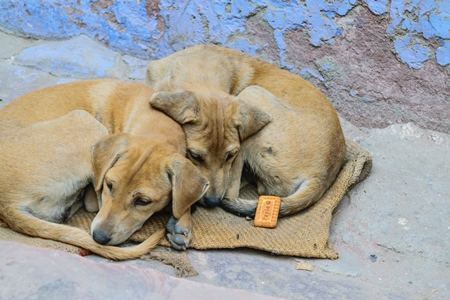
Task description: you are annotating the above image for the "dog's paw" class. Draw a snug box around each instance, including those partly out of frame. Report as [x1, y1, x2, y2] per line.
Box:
[166, 216, 191, 251]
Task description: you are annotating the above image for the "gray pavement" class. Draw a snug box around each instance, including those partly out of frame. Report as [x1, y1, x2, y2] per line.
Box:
[0, 32, 449, 299]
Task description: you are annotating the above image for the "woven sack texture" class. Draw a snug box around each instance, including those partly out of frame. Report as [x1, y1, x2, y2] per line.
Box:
[0, 139, 372, 260]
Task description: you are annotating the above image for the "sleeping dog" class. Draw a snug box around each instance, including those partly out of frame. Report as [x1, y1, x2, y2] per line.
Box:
[146, 44, 346, 218]
[0, 79, 209, 256]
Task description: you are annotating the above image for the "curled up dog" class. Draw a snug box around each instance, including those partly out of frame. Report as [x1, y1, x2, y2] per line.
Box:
[146, 44, 346, 218]
[0, 79, 209, 257]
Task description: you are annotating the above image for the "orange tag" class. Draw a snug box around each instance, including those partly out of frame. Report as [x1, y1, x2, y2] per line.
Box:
[254, 196, 281, 228]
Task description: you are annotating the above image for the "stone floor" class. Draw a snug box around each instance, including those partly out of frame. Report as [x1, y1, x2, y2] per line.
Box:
[0, 32, 449, 299]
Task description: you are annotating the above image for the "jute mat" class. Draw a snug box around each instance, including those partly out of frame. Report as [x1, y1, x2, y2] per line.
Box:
[0, 139, 371, 276]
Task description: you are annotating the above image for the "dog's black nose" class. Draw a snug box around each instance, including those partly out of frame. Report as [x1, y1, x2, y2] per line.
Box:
[92, 229, 111, 245]
[202, 196, 221, 207]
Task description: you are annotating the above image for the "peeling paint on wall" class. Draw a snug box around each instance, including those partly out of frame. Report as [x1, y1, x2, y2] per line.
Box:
[436, 41, 450, 66]
[0, 0, 449, 133]
[394, 34, 429, 69]
[0, 0, 448, 69]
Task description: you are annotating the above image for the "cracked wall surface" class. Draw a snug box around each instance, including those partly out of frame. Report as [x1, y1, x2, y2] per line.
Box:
[0, 0, 449, 132]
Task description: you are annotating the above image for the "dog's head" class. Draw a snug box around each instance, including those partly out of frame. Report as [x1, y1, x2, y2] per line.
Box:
[149, 90, 271, 207]
[90, 133, 209, 245]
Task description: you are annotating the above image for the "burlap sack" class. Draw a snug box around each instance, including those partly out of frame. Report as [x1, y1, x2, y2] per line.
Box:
[0, 139, 371, 274]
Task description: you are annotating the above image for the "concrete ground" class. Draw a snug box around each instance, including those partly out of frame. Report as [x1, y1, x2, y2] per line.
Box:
[0, 32, 449, 299]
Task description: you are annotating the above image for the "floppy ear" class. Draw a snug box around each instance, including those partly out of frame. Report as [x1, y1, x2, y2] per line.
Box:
[233, 99, 272, 141]
[167, 155, 209, 219]
[92, 134, 130, 192]
[149, 91, 199, 124]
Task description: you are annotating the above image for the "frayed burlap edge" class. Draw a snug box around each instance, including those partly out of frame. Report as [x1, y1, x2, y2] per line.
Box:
[141, 247, 199, 277]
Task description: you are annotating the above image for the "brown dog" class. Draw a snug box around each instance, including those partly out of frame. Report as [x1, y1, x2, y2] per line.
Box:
[146, 44, 346, 217]
[0, 111, 166, 259]
[0, 79, 209, 255]
[148, 83, 271, 208]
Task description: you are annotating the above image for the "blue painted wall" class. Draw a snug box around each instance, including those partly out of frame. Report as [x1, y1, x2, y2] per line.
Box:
[1, 0, 449, 133]
[0, 0, 448, 69]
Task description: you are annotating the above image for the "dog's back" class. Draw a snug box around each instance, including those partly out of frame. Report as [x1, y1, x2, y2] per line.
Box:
[0, 110, 107, 222]
[0, 79, 113, 131]
[146, 45, 251, 94]
[147, 44, 345, 163]
[148, 44, 338, 108]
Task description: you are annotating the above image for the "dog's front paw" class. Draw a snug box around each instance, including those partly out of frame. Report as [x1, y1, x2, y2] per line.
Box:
[166, 216, 191, 251]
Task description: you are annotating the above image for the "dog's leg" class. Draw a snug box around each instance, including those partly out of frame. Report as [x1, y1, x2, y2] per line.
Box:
[68, 200, 84, 218]
[1, 206, 164, 260]
[165, 154, 209, 251]
[166, 209, 192, 251]
[224, 153, 245, 198]
[220, 157, 260, 218]
[84, 184, 99, 213]
[67, 187, 88, 219]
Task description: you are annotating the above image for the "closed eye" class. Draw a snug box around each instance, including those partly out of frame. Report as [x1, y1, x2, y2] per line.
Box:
[134, 197, 152, 206]
[187, 149, 204, 163]
[225, 150, 238, 162]
[106, 181, 113, 193]
[226, 153, 235, 162]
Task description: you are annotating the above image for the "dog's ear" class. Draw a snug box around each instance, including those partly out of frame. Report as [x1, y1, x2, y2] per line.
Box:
[149, 91, 199, 124]
[92, 134, 130, 192]
[167, 155, 209, 219]
[233, 99, 272, 141]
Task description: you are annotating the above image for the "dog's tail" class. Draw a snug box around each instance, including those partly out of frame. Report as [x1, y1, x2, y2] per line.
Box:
[1, 207, 164, 260]
[219, 197, 259, 218]
[220, 178, 326, 218]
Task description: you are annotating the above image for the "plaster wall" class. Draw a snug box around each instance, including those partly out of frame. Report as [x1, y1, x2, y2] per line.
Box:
[0, 0, 449, 132]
